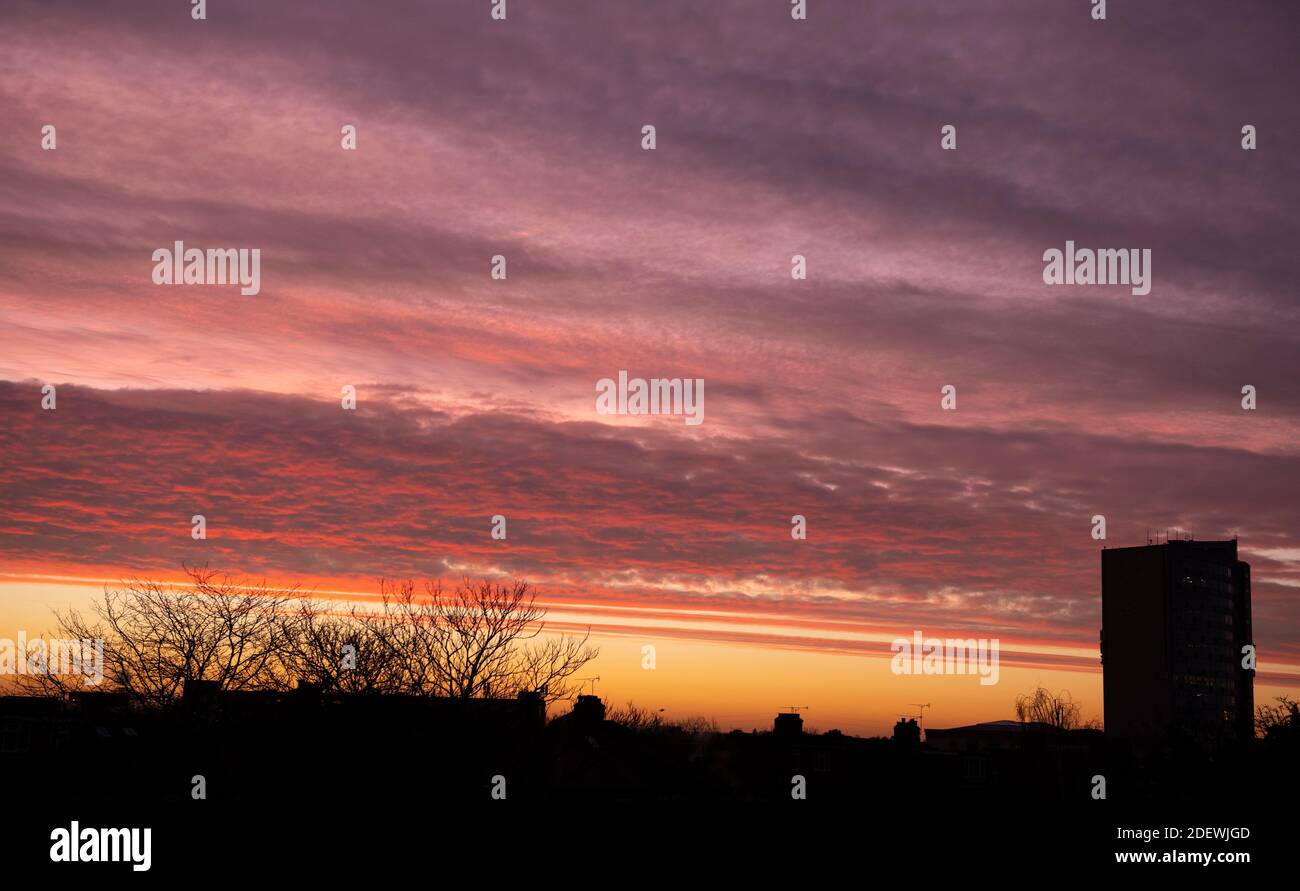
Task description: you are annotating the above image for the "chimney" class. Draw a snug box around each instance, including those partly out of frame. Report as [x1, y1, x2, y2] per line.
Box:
[773, 712, 803, 737]
[893, 717, 921, 748]
[517, 689, 546, 728]
[182, 678, 221, 714]
[571, 694, 605, 728]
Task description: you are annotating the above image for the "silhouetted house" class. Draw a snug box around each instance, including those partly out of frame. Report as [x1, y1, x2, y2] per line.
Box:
[1101, 539, 1253, 742]
[925, 720, 1053, 752]
[704, 722, 901, 801]
[924, 720, 1104, 798]
[546, 696, 682, 797]
[1, 692, 147, 812]
[515, 690, 546, 727]
[177, 681, 548, 737]
[70, 690, 130, 715]
[0, 695, 67, 754]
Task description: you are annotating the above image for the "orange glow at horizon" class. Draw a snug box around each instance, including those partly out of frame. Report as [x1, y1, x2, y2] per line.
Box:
[4, 572, 1298, 739]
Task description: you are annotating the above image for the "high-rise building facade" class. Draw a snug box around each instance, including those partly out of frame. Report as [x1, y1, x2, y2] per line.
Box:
[1101, 539, 1253, 742]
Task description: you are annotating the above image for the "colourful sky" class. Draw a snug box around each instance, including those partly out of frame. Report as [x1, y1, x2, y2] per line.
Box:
[2, 1, 1298, 736]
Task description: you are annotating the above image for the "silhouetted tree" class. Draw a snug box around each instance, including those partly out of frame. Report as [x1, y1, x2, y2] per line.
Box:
[27, 568, 597, 709]
[1256, 695, 1300, 743]
[606, 701, 664, 731]
[369, 578, 598, 704]
[1014, 686, 1093, 731]
[29, 565, 295, 707]
[605, 701, 719, 736]
[278, 599, 393, 695]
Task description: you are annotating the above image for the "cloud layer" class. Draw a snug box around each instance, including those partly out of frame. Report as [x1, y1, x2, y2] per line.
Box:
[1, 1, 1298, 688]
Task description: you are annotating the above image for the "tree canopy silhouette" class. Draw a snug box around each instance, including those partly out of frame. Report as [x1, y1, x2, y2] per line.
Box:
[27, 566, 597, 709]
[1013, 686, 1096, 731]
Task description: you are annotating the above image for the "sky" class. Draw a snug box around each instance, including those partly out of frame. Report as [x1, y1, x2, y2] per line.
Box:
[1, 0, 1298, 736]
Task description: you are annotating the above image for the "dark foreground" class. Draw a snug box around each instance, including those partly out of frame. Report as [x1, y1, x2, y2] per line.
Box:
[2, 689, 1293, 874]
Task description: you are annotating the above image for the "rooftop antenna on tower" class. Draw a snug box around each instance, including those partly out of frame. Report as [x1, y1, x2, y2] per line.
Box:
[576, 676, 601, 697]
[908, 702, 932, 734]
